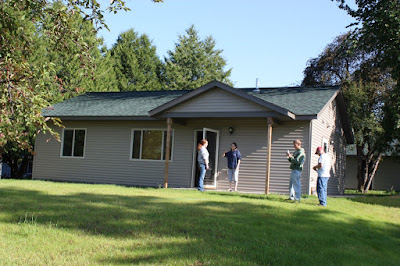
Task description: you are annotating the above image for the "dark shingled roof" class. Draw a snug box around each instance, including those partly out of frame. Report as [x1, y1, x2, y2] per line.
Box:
[243, 86, 339, 115]
[43, 90, 189, 117]
[43, 86, 340, 118]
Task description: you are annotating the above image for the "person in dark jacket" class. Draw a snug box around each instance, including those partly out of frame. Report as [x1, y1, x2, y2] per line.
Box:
[223, 142, 241, 192]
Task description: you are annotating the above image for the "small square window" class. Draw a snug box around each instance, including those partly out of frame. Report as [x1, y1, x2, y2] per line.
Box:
[61, 129, 86, 158]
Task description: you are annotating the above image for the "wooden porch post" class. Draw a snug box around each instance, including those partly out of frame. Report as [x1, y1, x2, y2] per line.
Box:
[164, 118, 172, 188]
[265, 117, 273, 194]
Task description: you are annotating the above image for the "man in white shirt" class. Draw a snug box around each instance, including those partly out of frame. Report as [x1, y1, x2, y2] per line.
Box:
[313, 146, 330, 206]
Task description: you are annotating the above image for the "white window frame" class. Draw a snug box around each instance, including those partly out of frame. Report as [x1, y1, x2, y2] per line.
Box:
[60, 128, 87, 159]
[130, 128, 174, 161]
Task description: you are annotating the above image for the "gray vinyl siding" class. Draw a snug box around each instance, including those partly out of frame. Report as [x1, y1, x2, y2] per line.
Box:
[310, 99, 347, 195]
[166, 88, 273, 113]
[33, 118, 311, 194]
[33, 121, 194, 188]
[345, 156, 400, 191]
[269, 122, 310, 195]
[212, 119, 269, 193]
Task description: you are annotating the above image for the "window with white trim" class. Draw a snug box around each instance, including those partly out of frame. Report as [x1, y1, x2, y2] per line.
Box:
[61, 129, 86, 157]
[131, 129, 173, 160]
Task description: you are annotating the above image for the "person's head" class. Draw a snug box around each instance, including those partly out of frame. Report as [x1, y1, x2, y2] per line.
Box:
[315, 146, 324, 155]
[231, 142, 238, 151]
[197, 139, 208, 150]
[293, 139, 302, 150]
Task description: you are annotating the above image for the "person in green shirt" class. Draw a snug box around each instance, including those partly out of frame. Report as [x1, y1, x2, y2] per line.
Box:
[286, 139, 306, 202]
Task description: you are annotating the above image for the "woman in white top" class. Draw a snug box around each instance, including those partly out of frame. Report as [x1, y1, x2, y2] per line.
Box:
[197, 139, 209, 192]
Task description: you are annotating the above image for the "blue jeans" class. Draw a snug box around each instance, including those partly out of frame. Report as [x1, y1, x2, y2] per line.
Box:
[289, 170, 301, 201]
[317, 176, 329, 206]
[198, 163, 206, 191]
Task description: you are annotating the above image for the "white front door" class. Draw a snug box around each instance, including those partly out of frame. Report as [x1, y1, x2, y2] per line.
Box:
[192, 128, 220, 188]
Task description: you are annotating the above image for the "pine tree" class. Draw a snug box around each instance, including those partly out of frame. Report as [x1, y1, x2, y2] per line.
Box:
[111, 29, 163, 91]
[164, 25, 232, 90]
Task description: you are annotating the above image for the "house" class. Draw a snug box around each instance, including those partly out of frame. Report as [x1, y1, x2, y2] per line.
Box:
[33, 81, 354, 195]
[345, 145, 400, 191]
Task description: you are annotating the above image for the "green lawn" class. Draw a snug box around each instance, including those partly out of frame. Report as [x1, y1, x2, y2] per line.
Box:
[0, 180, 399, 265]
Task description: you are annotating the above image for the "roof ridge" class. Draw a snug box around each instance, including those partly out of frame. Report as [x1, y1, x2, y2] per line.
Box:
[85, 89, 192, 95]
[238, 85, 340, 90]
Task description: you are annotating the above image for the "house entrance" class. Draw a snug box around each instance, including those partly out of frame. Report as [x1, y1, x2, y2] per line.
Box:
[192, 128, 219, 188]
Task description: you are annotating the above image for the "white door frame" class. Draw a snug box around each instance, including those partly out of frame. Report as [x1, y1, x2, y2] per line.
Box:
[191, 128, 220, 188]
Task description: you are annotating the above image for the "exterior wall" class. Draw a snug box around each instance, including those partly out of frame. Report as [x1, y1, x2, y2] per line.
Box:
[33, 121, 194, 188]
[310, 98, 347, 195]
[269, 121, 311, 195]
[166, 88, 272, 113]
[345, 156, 400, 191]
[33, 119, 311, 195]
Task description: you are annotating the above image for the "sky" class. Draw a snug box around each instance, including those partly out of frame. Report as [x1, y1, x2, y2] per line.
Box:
[98, 0, 356, 88]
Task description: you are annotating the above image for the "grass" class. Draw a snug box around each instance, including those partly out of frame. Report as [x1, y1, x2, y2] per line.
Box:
[0, 180, 399, 265]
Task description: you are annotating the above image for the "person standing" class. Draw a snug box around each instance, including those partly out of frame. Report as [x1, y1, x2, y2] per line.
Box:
[313, 146, 330, 206]
[286, 139, 306, 202]
[222, 142, 241, 192]
[197, 139, 209, 192]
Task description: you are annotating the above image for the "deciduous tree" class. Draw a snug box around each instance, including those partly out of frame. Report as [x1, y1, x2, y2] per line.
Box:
[302, 32, 395, 192]
[0, 0, 162, 177]
[333, 0, 400, 154]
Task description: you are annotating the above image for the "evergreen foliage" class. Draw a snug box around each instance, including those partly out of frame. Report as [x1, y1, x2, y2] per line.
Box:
[111, 29, 163, 91]
[164, 25, 232, 90]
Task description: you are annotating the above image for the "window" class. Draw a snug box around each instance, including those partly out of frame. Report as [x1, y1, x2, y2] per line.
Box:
[61, 129, 86, 158]
[131, 129, 173, 160]
[322, 138, 328, 153]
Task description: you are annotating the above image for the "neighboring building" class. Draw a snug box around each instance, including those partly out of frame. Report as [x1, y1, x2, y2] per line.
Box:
[345, 146, 400, 191]
[33, 81, 354, 195]
[0, 162, 11, 178]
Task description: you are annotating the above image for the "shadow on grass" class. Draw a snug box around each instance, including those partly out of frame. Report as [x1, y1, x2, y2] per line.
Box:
[0, 186, 399, 265]
[347, 194, 400, 208]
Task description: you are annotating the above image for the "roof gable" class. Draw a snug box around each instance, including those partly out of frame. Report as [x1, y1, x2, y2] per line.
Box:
[149, 80, 295, 118]
[164, 88, 276, 114]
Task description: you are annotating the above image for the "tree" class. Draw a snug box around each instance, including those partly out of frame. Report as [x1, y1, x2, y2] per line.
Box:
[0, 0, 161, 177]
[302, 32, 395, 192]
[333, 0, 400, 153]
[111, 29, 163, 91]
[92, 46, 119, 92]
[0, 0, 129, 153]
[164, 25, 232, 90]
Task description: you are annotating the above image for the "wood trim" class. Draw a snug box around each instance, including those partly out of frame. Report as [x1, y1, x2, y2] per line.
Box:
[163, 118, 172, 188]
[159, 111, 284, 118]
[265, 117, 273, 194]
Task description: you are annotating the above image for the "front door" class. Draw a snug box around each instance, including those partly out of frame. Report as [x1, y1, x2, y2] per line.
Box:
[192, 128, 219, 188]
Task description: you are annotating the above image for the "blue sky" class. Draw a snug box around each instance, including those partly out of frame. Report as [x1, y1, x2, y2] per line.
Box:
[98, 0, 356, 88]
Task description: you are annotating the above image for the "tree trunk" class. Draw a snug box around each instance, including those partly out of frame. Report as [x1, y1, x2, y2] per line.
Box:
[356, 149, 382, 193]
[364, 155, 382, 193]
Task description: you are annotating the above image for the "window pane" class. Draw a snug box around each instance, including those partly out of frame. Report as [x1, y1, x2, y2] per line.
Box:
[62, 130, 73, 156]
[142, 130, 162, 160]
[73, 130, 86, 157]
[132, 131, 141, 159]
[162, 130, 173, 160]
